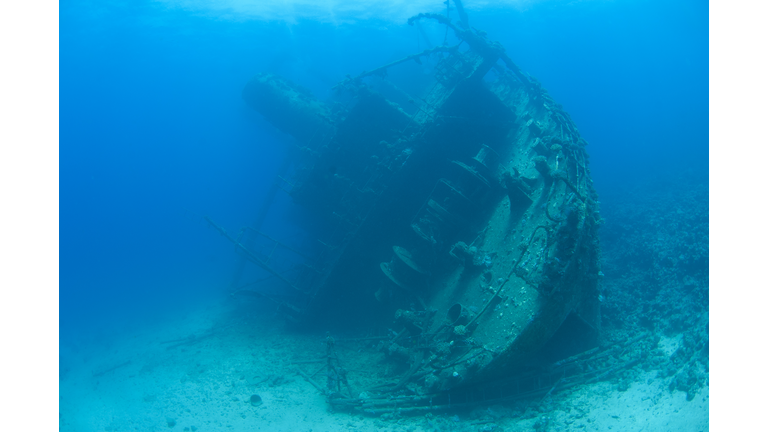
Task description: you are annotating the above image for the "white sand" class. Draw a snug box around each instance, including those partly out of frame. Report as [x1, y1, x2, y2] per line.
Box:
[60, 298, 708, 432]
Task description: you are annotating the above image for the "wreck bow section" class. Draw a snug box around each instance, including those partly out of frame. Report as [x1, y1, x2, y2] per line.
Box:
[238, 14, 603, 391]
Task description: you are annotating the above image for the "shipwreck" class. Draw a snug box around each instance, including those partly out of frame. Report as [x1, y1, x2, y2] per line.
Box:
[207, 4, 632, 413]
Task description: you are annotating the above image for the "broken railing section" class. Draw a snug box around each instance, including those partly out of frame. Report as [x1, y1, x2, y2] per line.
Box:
[296, 332, 651, 415]
[293, 335, 391, 399]
[295, 335, 357, 399]
[333, 45, 460, 87]
[205, 216, 303, 291]
[334, 7, 532, 93]
[205, 216, 325, 320]
[407, 12, 531, 86]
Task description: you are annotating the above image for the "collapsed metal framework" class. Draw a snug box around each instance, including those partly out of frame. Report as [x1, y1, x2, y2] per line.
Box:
[293, 332, 649, 415]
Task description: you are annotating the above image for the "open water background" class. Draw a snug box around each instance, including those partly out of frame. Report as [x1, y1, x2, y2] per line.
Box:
[60, 0, 707, 358]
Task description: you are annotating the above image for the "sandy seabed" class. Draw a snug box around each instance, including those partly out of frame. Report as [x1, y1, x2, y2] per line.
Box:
[59, 298, 708, 432]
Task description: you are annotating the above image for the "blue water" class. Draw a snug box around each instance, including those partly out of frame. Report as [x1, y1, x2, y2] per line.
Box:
[60, 0, 708, 428]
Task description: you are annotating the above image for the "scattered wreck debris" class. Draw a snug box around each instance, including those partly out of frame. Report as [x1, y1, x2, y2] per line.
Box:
[292, 332, 650, 415]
